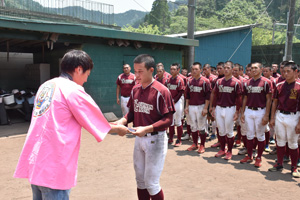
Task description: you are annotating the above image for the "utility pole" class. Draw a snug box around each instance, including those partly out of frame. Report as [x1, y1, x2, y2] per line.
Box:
[284, 0, 296, 61]
[187, 0, 195, 70]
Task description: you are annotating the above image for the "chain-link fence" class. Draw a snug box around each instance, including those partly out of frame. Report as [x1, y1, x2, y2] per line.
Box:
[0, 0, 114, 25]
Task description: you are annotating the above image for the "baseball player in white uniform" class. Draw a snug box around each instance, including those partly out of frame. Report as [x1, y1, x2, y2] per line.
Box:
[269, 62, 300, 178]
[210, 61, 242, 160]
[116, 64, 136, 116]
[116, 54, 175, 199]
[240, 62, 272, 167]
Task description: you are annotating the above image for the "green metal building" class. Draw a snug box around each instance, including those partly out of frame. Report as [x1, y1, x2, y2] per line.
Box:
[0, 16, 198, 117]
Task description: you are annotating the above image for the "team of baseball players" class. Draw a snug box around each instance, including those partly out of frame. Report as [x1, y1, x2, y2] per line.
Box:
[117, 59, 300, 182]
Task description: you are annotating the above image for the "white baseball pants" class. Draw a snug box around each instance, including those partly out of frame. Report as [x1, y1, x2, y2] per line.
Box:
[215, 106, 236, 138]
[189, 104, 207, 132]
[244, 107, 266, 141]
[171, 98, 183, 126]
[121, 96, 130, 116]
[275, 111, 300, 149]
[133, 131, 167, 195]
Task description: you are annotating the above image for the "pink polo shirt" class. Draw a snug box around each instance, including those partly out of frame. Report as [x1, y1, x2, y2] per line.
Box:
[14, 77, 111, 190]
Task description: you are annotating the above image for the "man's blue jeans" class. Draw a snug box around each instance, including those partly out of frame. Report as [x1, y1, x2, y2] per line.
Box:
[31, 184, 71, 200]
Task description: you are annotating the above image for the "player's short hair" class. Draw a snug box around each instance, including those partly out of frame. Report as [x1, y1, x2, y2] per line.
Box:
[246, 63, 252, 68]
[156, 63, 164, 68]
[284, 62, 298, 71]
[61, 50, 93, 74]
[123, 63, 130, 68]
[203, 63, 211, 69]
[134, 54, 155, 70]
[182, 68, 187, 72]
[171, 63, 180, 70]
[264, 65, 272, 71]
[280, 60, 289, 66]
[217, 62, 224, 67]
[297, 64, 300, 72]
[211, 66, 216, 71]
[225, 61, 234, 68]
[192, 62, 202, 69]
[272, 63, 278, 66]
[252, 62, 263, 68]
[239, 65, 244, 71]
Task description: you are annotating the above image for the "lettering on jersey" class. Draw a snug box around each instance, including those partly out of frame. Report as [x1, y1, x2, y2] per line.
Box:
[190, 85, 202, 93]
[246, 86, 263, 93]
[218, 85, 234, 93]
[121, 79, 134, 84]
[167, 84, 177, 90]
[134, 99, 153, 114]
[289, 89, 297, 100]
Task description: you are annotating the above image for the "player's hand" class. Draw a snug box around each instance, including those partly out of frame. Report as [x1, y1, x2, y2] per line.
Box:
[240, 114, 245, 123]
[261, 115, 269, 126]
[295, 123, 300, 134]
[211, 108, 216, 118]
[129, 126, 148, 137]
[109, 124, 128, 136]
[117, 98, 120, 105]
[233, 111, 238, 121]
[209, 107, 213, 114]
[269, 118, 275, 128]
[202, 108, 208, 117]
[185, 107, 189, 114]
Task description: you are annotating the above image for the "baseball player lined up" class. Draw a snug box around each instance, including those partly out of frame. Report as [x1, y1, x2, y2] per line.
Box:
[269, 62, 300, 177]
[210, 61, 242, 160]
[185, 62, 211, 153]
[116, 54, 175, 200]
[165, 63, 185, 147]
[155, 64, 168, 85]
[116, 64, 136, 116]
[240, 62, 272, 167]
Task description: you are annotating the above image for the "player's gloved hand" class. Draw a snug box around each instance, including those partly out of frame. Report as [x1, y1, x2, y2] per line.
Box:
[129, 126, 149, 137]
[269, 118, 275, 128]
[295, 122, 300, 134]
[202, 108, 208, 117]
[261, 115, 269, 125]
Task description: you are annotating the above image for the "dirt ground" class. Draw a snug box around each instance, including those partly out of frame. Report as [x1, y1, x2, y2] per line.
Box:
[1, 124, 300, 200]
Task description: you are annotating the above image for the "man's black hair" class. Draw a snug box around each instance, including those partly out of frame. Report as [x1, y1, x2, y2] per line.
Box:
[133, 54, 155, 70]
[61, 50, 93, 73]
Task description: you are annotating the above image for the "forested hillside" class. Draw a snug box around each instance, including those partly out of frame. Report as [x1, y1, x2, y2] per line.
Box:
[122, 0, 300, 46]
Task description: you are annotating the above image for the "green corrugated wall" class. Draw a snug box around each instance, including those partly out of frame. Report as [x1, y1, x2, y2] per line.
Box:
[82, 43, 182, 117]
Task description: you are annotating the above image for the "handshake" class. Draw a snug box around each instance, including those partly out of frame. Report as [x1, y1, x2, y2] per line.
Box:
[109, 120, 152, 137]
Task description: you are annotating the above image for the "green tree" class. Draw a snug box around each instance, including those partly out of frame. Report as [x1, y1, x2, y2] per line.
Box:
[144, 0, 171, 32]
[122, 24, 162, 35]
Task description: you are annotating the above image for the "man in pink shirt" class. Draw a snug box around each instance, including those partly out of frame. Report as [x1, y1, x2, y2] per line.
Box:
[14, 50, 128, 199]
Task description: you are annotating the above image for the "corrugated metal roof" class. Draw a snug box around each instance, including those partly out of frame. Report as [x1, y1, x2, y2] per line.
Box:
[0, 16, 199, 47]
[166, 24, 257, 38]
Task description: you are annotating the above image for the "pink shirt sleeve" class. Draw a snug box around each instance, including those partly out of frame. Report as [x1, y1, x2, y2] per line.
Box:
[66, 89, 111, 142]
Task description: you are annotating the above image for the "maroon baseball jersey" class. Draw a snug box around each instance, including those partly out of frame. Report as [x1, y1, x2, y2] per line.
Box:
[165, 75, 185, 103]
[186, 76, 211, 105]
[272, 72, 280, 78]
[206, 74, 217, 89]
[267, 76, 276, 93]
[273, 81, 300, 112]
[275, 76, 285, 85]
[155, 76, 167, 85]
[236, 75, 246, 93]
[213, 76, 242, 109]
[116, 73, 136, 97]
[243, 76, 272, 108]
[178, 73, 187, 86]
[126, 80, 175, 131]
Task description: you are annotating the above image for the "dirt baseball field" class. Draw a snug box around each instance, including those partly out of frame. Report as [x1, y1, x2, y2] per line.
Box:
[1, 124, 300, 200]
